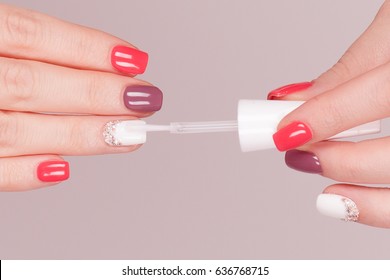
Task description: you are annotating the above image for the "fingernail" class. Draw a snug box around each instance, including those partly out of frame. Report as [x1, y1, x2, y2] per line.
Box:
[267, 82, 312, 100]
[316, 194, 359, 222]
[103, 120, 147, 146]
[285, 150, 322, 174]
[37, 161, 70, 182]
[111, 45, 149, 75]
[273, 121, 312, 151]
[123, 85, 163, 112]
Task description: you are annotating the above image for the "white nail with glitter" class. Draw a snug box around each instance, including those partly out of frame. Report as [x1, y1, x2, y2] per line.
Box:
[103, 120, 147, 146]
[316, 194, 359, 222]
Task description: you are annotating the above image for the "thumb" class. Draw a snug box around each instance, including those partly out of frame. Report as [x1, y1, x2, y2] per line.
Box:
[267, 0, 390, 101]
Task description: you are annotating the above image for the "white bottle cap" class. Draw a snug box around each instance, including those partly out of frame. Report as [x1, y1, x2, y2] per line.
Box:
[237, 100, 381, 152]
[238, 100, 303, 152]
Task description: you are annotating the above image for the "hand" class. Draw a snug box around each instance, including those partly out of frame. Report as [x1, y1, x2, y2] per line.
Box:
[268, 1, 390, 228]
[0, 4, 162, 191]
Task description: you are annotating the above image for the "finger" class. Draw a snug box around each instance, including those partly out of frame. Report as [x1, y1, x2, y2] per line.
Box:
[285, 137, 390, 184]
[0, 57, 163, 116]
[0, 4, 148, 75]
[272, 61, 390, 151]
[0, 155, 69, 192]
[267, 1, 390, 101]
[0, 111, 148, 157]
[316, 184, 390, 228]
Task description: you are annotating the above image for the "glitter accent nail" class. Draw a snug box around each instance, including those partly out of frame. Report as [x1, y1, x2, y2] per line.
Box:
[316, 194, 359, 223]
[103, 120, 122, 146]
[103, 120, 146, 146]
[342, 197, 359, 222]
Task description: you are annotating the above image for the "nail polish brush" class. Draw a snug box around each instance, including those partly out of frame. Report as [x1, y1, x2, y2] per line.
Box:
[113, 100, 381, 152]
[138, 120, 238, 134]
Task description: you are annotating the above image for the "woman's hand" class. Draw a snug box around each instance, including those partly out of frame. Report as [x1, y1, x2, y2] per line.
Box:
[268, 1, 390, 228]
[0, 4, 162, 191]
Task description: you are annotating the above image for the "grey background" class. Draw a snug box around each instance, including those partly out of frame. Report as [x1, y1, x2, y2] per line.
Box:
[0, 0, 388, 259]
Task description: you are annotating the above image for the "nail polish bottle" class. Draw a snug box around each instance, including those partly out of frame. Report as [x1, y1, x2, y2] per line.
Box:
[113, 100, 381, 152]
[237, 100, 380, 152]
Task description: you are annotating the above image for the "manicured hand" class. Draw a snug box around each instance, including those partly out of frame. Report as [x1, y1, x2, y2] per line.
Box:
[0, 4, 162, 191]
[268, 1, 390, 228]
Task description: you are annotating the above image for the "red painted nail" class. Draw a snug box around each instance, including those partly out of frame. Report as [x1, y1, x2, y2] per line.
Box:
[267, 82, 312, 100]
[273, 121, 312, 151]
[37, 161, 70, 182]
[111, 45, 148, 75]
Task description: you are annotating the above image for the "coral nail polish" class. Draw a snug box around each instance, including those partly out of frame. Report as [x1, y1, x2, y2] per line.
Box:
[273, 121, 312, 151]
[267, 82, 312, 100]
[37, 161, 70, 182]
[111, 45, 148, 75]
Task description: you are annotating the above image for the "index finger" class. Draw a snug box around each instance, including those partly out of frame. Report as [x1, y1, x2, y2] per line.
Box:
[272, 62, 390, 151]
[0, 4, 148, 75]
[268, 1, 390, 101]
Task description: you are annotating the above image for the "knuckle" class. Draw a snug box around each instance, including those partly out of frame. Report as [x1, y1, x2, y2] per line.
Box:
[68, 121, 83, 148]
[325, 50, 357, 84]
[3, 10, 42, 51]
[372, 85, 389, 114]
[85, 75, 104, 112]
[340, 149, 365, 180]
[0, 59, 35, 105]
[71, 34, 95, 65]
[372, 68, 390, 112]
[0, 111, 18, 150]
[310, 96, 345, 133]
[0, 160, 21, 190]
[327, 143, 371, 182]
[66, 120, 93, 152]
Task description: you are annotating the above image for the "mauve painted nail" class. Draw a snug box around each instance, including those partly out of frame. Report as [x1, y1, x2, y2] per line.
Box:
[285, 150, 322, 174]
[123, 86, 163, 112]
[123, 85, 163, 112]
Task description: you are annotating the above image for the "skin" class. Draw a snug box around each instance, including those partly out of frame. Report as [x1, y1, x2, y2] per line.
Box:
[275, 1, 390, 228]
[0, 4, 153, 191]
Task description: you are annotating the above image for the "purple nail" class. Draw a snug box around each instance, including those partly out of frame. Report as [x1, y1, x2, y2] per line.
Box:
[285, 150, 322, 174]
[123, 85, 163, 112]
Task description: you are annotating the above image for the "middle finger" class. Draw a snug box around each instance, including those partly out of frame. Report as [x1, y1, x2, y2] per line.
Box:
[0, 57, 163, 116]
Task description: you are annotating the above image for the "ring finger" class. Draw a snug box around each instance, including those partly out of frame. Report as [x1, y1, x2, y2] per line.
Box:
[0, 111, 148, 157]
[285, 137, 390, 184]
